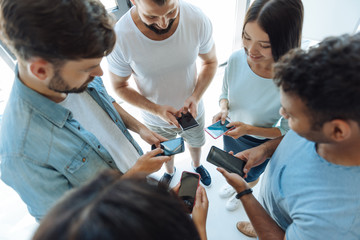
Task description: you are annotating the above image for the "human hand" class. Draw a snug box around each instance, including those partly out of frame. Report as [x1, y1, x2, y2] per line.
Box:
[182, 96, 199, 119]
[156, 105, 180, 128]
[138, 127, 168, 147]
[191, 186, 208, 239]
[217, 167, 249, 193]
[212, 109, 228, 124]
[234, 144, 269, 179]
[224, 121, 249, 139]
[128, 149, 170, 175]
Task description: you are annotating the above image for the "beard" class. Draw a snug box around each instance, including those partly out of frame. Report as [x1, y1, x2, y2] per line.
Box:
[48, 68, 94, 94]
[143, 18, 176, 35]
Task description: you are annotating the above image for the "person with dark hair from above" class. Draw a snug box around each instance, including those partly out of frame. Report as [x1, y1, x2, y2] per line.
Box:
[32, 169, 209, 240]
[219, 33, 360, 239]
[213, 0, 303, 219]
[0, 0, 170, 222]
[107, 0, 218, 188]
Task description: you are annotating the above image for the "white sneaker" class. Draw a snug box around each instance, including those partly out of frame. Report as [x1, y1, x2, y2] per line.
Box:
[226, 194, 241, 211]
[219, 184, 236, 198]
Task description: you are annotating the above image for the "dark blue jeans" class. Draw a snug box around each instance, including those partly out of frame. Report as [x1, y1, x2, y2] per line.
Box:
[223, 135, 270, 182]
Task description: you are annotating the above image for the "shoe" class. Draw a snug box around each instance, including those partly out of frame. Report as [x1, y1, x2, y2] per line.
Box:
[219, 184, 236, 198]
[225, 194, 241, 211]
[159, 167, 176, 188]
[194, 165, 212, 186]
[236, 221, 257, 238]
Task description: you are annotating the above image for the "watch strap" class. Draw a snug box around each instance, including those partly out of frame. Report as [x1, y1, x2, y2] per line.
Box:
[235, 188, 253, 199]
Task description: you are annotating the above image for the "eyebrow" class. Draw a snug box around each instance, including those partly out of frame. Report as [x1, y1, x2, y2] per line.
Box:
[84, 64, 100, 71]
[243, 30, 270, 44]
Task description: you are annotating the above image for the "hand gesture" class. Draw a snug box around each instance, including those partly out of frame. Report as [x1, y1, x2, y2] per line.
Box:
[234, 144, 268, 179]
[156, 105, 181, 128]
[212, 109, 228, 124]
[182, 96, 199, 119]
[129, 149, 170, 175]
[138, 127, 168, 147]
[224, 121, 249, 139]
[217, 167, 249, 193]
[191, 186, 209, 240]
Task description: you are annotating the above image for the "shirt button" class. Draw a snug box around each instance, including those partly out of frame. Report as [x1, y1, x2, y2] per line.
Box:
[82, 158, 86, 162]
[98, 145, 101, 149]
[109, 161, 113, 164]
[115, 119, 118, 122]
[78, 126, 80, 130]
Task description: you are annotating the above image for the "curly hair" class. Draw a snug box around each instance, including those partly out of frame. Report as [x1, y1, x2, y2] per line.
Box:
[32, 170, 200, 240]
[0, 0, 116, 64]
[274, 33, 360, 128]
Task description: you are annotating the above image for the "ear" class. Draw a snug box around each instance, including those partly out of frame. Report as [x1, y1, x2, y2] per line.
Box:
[323, 119, 351, 142]
[28, 58, 53, 81]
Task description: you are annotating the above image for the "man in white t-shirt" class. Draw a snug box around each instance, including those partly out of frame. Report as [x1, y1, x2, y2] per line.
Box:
[107, 0, 218, 187]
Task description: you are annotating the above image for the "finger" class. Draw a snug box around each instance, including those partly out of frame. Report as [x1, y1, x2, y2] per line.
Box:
[216, 167, 230, 179]
[198, 186, 208, 204]
[172, 182, 180, 193]
[149, 148, 164, 156]
[221, 114, 227, 125]
[168, 114, 180, 128]
[189, 105, 197, 118]
[154, 132, 168, 142]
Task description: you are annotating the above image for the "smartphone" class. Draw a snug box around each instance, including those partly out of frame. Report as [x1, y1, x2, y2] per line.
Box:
[206, 146, 245, 177]
[151, 137, 185, 156]
[176, 112, 199, 131]
[204, 118, 235, 139]
[178, 171, 200, 213]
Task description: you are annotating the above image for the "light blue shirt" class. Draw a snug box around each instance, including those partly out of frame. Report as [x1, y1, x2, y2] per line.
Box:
[260, 130, 360, 239]
[220, 49, 288, 137]
[0, 67, 143, 221]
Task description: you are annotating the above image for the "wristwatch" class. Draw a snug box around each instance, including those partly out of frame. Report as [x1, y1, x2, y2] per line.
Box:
[235, 188, 253, 199]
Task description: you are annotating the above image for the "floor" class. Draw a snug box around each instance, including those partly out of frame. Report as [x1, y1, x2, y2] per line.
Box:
[0, 58, 260, 240]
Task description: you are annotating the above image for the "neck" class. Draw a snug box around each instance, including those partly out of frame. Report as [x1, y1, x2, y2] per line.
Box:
[18, 65, 67, 103]
[317, 140, 360, 166]
[247, 60, 274, 79]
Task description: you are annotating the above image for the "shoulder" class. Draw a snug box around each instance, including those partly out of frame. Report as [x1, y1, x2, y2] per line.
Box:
[180, 0, 211, 24]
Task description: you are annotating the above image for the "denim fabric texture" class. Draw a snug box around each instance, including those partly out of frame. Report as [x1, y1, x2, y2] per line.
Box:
[0, 67, 143, 221]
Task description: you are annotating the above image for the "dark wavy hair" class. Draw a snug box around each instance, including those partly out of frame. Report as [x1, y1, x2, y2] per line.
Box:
[243, 0, 303, 62]
[0, 0, 116, 64]
[32, 170, 200, 240]
[274, 33, 360, 128]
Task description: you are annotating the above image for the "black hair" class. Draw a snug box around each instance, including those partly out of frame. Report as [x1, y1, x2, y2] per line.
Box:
[32, 170, 201, 240]
[243, 0, 304, 61]
[274, 33, 360, 128]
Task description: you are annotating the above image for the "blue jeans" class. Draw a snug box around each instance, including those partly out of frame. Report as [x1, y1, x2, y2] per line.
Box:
[223, 135, 270, 182]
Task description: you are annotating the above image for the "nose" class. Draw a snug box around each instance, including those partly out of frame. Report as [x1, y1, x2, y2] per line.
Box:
[279, 107, 288, 119]
[91, 65, 103, 77]
[248, 43, 258, 55]
[158, 16, 168, 29]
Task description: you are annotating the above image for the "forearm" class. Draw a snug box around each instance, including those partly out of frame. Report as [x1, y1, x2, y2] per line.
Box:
[240, 194, 285, 240]
[112, 102, 146, 133]
[115, 85, 160, 115]
[261, 136, 283, 158]
[246, 126, 282, 139]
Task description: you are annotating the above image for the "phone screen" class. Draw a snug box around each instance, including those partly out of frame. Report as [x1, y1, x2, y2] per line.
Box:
[151, 137, 185, 156]
[177, 112, 199, 131]
[178, 171, 200, 213]
[205, 119, 234, 139]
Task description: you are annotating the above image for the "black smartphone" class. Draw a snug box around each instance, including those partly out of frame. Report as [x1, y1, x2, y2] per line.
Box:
[204, 118, 235, 139]
[176, 112, 199, 131]
[178, 171, 200, 213]
[151, 137, 185, 156]
[206, 146, 245, 177]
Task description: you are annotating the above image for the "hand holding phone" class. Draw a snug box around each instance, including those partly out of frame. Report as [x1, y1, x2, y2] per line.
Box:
[206, 146, 245, 177]
[178, 171, 200, 213]
[176, 112, 199, 131]
[204, 118, 235, 139]
[151, 137, 185, 156]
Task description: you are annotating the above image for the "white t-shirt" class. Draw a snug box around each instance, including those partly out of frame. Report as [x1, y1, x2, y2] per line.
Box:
[59, 92, 140, 173]
[219, 49, 289, 137]
[107, 0, 214, 127]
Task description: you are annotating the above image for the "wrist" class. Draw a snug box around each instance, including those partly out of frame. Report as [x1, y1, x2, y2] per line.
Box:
[235, 188, 253, 199]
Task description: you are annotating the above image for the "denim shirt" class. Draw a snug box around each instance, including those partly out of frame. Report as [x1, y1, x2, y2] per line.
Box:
[0, 68, 143, 221]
